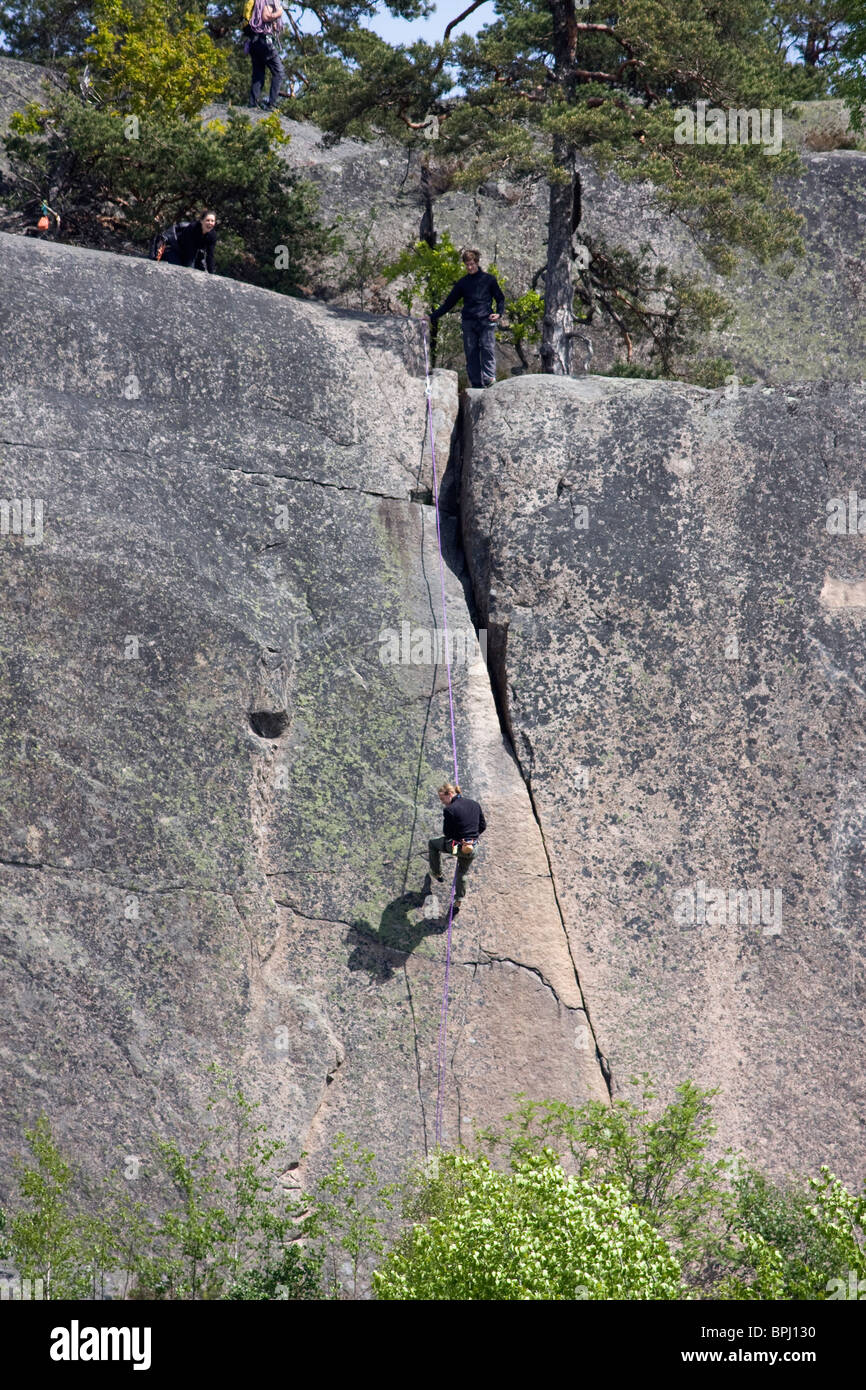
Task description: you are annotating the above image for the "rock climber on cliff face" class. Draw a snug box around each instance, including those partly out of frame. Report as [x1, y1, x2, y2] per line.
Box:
[428, 249, 505, 389]
[427, 782, 487, 914]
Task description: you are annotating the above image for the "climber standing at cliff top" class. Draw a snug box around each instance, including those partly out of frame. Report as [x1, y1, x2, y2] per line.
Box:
[427, 782, 486, 914]
[428, 249, 505, 389]
[243, 0, 285, 111]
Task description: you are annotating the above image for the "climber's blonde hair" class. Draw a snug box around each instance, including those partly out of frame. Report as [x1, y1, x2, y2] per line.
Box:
[438, 782, 460, 798]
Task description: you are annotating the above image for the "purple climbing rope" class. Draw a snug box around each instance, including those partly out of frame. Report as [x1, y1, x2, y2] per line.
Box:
[421, 324, 459, 1149]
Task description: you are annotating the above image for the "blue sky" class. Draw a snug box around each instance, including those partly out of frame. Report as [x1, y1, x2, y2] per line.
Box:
[366, 2, 497, 47]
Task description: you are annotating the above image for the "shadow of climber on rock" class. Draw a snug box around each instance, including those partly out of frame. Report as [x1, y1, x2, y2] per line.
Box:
[346, 885, 449, 983]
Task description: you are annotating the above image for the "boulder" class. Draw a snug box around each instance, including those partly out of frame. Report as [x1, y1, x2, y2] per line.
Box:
[461, 373, 866, 1181]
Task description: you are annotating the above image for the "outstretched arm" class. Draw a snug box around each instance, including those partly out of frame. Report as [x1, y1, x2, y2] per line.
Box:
[430, 280, 464, 321]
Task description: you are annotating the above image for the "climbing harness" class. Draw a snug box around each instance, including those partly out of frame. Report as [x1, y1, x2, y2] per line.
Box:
[421, 322, 460, 1149]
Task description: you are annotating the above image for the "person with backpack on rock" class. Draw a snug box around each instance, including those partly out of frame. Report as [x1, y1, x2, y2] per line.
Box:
[427, 782, 487, 913]
[243, 0, 285, 111]
[156, 211, 218, 273]
[428, 248, 505, 389]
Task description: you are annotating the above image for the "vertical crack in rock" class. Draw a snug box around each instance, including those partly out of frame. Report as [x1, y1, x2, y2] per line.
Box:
[448, 405, 613, 1100]
[294, 1040, 347, 1181]
[402, 962, 430, 1154]
[512, 774, 613, 1097]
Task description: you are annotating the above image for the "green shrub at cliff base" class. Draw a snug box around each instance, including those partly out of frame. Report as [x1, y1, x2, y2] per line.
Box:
[713, 1167, 845, 1299]
[807, 1167, 866, 1293]
[3, 1115, 96, 1299]
[2, 95, 333, 291]
[373, 1150, 682, 1300]
[717, 1167, 866, 1299]
[479, 1081, 738, 1287]
[309, 1132, 397, 1299]
[124, 1070, 321, 1300]
[1, 1078, 326, 1301]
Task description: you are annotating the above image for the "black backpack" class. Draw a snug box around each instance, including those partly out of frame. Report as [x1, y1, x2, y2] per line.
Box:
[148, 221, 183, 262]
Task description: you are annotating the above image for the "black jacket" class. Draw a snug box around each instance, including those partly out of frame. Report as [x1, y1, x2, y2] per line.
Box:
[443, 793, 487, 842]
[173, 220, 216, 273]
[431, 271, 505, 323]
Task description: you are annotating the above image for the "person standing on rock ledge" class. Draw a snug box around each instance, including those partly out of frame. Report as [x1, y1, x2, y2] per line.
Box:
[243, 0, 285, 111]
[427, 782, 487, 914]
[428, 249, 505, 389]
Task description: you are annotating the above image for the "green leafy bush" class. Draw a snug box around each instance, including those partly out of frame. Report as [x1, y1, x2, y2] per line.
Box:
[0, 1075, 323, 1301]
[374, 1149, 683, 1300]
[4, 1077, 862, 1301]
[3, 95, 333, 291]
[384, 230, 542, 373]
[310, 1133, 396, 1299]
[480, 1080, 736, 1285]
[4, 1116, 94, 1299]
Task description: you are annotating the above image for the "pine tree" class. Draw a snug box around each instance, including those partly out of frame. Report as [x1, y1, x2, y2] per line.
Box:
[837, 0, 866, 126]
[771, 1, 848, 68]
[0, 0, 95, 63]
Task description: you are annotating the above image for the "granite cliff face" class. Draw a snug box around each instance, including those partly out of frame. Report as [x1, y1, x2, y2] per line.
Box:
[1, 92, 864, 1191]
[0, 232, 606, 1195]
[461, 375, 866, 1181]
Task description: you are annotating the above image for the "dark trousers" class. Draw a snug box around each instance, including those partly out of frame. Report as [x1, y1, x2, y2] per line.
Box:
[249, 35, 284, 108]
[429, 837, 476, 900]
[462, 319, 497, 388]
[162, 247, 206, 270]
